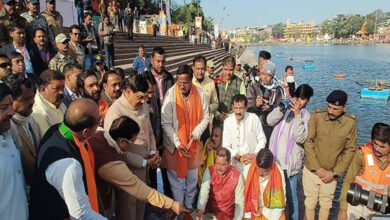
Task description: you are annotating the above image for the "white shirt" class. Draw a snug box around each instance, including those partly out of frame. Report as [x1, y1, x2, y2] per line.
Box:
[222, 112, 266, 174]
[0, 132, 28, 220]
[46, 158, 107, 220]
[65, 85, 81, 101]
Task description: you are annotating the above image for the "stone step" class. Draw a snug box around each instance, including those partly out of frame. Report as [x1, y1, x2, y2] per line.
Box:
[114, 47, 213, 63]
[167, 50, 228, 73]
[117, 49, 227, 72]
[114, 44, 210, 55]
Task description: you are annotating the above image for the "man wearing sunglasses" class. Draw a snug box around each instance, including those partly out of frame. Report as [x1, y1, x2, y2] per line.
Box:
[68, 25, 85, 68]
[0, 54, 12, 80]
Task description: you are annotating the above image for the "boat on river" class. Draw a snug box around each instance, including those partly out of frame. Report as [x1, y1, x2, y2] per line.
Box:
[302, 60, 316, 69]
[275, 53, 284, 58]
[360, 80, 390, 100]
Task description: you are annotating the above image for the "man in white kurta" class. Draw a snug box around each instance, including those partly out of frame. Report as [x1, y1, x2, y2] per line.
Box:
[222, 94, 266, 178]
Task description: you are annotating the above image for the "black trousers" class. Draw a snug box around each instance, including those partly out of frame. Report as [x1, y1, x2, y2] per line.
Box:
[283, 170, 294, 220]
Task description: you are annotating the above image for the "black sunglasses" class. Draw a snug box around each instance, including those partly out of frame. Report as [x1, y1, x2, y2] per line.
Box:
[0, 62, 10, 69]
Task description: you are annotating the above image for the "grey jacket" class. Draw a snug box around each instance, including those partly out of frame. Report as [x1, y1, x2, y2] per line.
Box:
[267, 106, 311, 176]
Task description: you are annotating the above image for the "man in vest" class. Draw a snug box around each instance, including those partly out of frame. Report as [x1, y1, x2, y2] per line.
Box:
[29, 99, 106, 219]
[244, 148, 286, 220]
[196, 147, 245, 220]
[161, 64, 210, 211]
[222, 94, 266, 177]
[338, 123, 390, 220]
[215, 56, 246, 122]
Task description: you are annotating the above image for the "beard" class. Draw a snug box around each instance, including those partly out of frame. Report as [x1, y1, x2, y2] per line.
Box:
[84, 92, 100, 103]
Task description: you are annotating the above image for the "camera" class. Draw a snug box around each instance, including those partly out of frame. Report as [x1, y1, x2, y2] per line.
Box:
[279, 98, 291, 110]
[347, 183, 390, 214]
[243, 63, 258, 77]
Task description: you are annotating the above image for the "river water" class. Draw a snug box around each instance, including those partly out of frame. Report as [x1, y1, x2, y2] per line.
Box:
[249, 45, 390, 144]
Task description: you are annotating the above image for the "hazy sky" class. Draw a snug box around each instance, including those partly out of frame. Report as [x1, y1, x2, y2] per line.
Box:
[174, 0, 390, 29]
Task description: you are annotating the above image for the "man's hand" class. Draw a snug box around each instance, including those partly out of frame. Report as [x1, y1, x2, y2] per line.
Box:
[320, 170, 335, 183]
[178, 145, 190, 158]
[242, 154, 256, 165]
[195, 209, 203, 220]
[261, 104, 271, 112]
[171, 201, 190, 215]
[256, 95, 264, 107]
[85, 36, 93, 42]
[206, 141, 215, 151]
[217, 113, 228, 122]
[187, 137, 194, 149]
[337, 209, 347, 220]
[316, 168, 326, 178]
[146, 154, 158, 166]
[150, 154, 161, 169]
[253, 209, 262, 217]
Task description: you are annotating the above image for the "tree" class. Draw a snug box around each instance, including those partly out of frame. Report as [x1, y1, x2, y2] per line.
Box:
[272, 22, 285, 38]
[171, 0, 212, 31]
[321, 19, 333, 35]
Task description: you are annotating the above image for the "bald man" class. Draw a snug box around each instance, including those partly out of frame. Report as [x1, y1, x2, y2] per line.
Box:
[29, 99, 107, 220]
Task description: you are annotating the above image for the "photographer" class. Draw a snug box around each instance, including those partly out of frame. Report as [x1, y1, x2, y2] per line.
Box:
[266, 84, 313, 220]
[339, 123, 390, 220]
[247, 62, 285, 144]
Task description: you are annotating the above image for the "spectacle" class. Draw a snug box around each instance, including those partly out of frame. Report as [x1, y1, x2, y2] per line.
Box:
[0, 62, 11, 69]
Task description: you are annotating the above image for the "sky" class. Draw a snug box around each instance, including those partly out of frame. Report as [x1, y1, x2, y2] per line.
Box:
[174, 0, 390, 29]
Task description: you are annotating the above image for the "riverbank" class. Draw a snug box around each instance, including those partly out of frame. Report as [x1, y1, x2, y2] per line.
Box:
[236, 40, 390, 47]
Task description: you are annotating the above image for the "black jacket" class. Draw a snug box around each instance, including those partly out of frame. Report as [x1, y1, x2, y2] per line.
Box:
[27, 42, 55, 76]
[29, 124, 87, 220]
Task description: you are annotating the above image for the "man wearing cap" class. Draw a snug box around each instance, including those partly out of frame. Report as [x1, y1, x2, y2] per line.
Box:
[247, 62, 284, 144]
[41, 0, 63, 38]
[49, 34, 75, 73]
[234, 59, 245, 80]
[21, 0, 54, 44]
[206, 60, 216, 79]
[0, 0, 28, 48]
[303, 90, 357, 220]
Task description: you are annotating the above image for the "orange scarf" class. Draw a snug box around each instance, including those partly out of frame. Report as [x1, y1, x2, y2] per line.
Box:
[175, 85, 203, 178]
[59, 123, 100, 213]
[244, 161, 286, 219]
[98, 97, 109, 119]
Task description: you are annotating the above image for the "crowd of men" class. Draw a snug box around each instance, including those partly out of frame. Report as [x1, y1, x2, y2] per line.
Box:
[1, 1, 390, 220]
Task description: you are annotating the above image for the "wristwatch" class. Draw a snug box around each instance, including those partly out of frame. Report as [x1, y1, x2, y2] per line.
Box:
[333, 172, 339, 179]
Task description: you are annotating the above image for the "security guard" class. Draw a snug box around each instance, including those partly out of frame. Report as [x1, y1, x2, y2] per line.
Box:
[0, 0, 28, 47]
[338, 123, 390, 220]
[49, 34, 75, 73]
[303, 90, 357, 220]
[41, 0, 64, 38]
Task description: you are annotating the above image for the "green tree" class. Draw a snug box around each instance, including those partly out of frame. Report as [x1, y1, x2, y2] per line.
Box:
[171, 0, 213, 31]
[272, 22, 285, 38]
[321, 19, 333, 35]
[365, 9, 387, 34]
